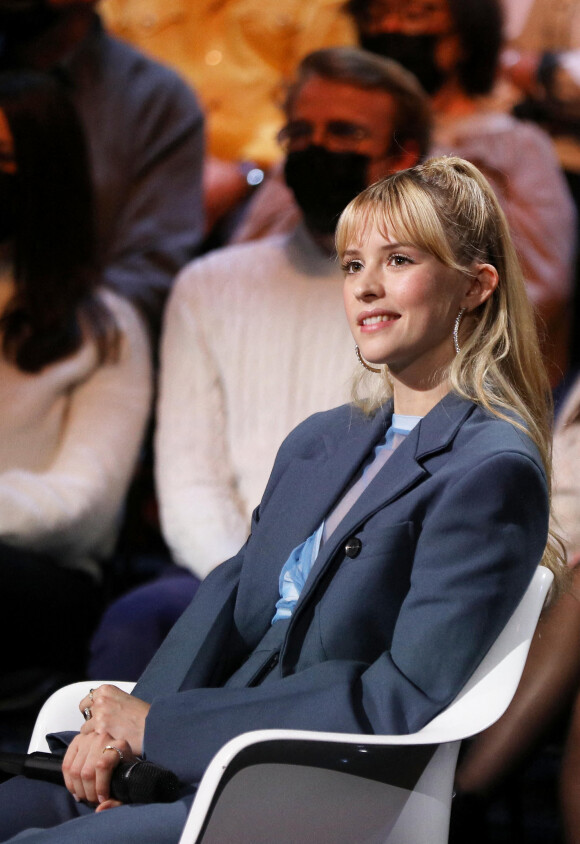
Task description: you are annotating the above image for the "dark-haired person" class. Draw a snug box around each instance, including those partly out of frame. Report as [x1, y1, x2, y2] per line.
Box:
[499, 0, 580, 371]
[0, 0, 204, 339]
[500, 0, 580, 189]
[345, 0, 577, 388]
[0, 71, 151, 689]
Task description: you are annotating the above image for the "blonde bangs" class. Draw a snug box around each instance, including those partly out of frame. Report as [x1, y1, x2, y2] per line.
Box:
[336, 174, 461, 272]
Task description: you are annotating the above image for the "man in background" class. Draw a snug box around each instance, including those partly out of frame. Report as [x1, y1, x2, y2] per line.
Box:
[99, 0, 355, 234]
[0, 0, 205, 337]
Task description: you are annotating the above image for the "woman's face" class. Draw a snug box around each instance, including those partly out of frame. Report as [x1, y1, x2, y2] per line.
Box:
[342, 223, 470, 388]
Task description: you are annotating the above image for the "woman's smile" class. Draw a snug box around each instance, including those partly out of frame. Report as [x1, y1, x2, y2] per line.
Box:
[358, 309, 401, 331]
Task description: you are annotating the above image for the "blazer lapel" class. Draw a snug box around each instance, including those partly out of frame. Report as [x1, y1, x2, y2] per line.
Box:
[344, 391, 477, 536]
[233, 403, 392, 643]
[275, 403, 393, 542]
[293, 393, 477, 614]
[234, 393, 476, 650]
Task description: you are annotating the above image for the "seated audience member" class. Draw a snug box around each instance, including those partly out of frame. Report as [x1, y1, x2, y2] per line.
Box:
[99, 0, 356, 234]
[239, 0, 576, 387]
[87, 47, 431, 680]
[0, 71, 151, 691]
[0, 0, 205, 338]
[346, 0, 576, 387]
[0, 156, 563, 843]
[449, 376, 580, 839]
[500, 0, 580, 371]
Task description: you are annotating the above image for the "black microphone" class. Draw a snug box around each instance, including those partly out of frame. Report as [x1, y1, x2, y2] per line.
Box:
[0, 751, 181, 803]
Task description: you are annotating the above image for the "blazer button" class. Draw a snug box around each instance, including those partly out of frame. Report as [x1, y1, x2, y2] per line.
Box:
[344, 537, 362, 558]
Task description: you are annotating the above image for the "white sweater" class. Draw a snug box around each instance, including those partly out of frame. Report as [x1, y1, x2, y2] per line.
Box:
[155, 225, 355, 579]
[0, 276, 152, 577]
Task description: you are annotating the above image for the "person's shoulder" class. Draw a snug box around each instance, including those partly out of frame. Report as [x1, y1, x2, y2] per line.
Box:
[278, 403, 370, 456]
[433, 109, 557, 162]
[184, 234, 290, 271]
[497, 112, 561, 156]
[458, 401, 544, 468]
[173, 234, 292, 292]
[94, 22, 201, 108]
[96, 287, 150, 346]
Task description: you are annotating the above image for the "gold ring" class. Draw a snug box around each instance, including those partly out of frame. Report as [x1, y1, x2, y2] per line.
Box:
[83, 707, 92, 721]
[103, 745, 124, 762]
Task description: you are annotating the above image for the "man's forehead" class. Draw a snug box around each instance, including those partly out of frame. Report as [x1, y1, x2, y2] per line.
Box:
[291, 77, 395, 122]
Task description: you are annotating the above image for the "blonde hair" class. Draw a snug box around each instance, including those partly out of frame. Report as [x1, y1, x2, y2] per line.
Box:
[336, 156, 566, 588]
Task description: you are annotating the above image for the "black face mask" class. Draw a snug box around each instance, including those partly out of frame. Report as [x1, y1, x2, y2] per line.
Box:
[284, 145, 370, 236]
[0, 169, 17, 243]
[0, 1, 59, 45]
[360, 32, 445, 96]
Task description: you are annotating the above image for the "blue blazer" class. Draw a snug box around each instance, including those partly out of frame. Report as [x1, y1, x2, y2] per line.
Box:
[134, 392, 549, 785]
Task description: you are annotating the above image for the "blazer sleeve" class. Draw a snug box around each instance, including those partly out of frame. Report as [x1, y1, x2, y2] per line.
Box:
[142, 446, 548, 785]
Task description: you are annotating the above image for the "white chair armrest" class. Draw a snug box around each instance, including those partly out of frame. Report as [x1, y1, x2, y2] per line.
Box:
[28, 680, 135, 753]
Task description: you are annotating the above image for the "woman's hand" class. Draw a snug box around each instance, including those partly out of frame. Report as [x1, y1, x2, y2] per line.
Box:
[61, 685, 151, 808]
[79, 684, 150, 755]
[62, 731, 137, 807]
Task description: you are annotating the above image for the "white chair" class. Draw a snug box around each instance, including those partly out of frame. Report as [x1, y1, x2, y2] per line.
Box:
[28, 566, 552, 844]
[179, 565, 553, 844]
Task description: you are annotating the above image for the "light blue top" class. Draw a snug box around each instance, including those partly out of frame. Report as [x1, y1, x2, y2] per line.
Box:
[272, 414, 422, 623]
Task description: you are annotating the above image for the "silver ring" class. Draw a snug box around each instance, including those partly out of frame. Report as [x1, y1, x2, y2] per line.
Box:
[83, 707, 92, 721]
[89, 688, 95, 703]
[103, 745, 124, 762]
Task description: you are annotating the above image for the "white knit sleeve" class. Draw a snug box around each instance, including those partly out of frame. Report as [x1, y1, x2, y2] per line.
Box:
[155, 264, 250, 580]
[0, 292, 152, 565]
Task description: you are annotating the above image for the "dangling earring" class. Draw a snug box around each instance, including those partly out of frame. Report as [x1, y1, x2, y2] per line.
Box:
[453, 308, 466, 355]
[355, 345, 381, 374]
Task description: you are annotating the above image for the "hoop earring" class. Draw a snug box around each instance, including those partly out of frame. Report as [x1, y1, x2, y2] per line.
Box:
[355, 345, 381, 374]
[453, 308, 466, 355]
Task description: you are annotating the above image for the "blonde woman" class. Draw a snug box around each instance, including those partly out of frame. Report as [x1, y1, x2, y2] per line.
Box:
[0, 157, 561, 843]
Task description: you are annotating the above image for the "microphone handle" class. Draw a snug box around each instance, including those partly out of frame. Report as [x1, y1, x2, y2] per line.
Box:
[22, 752, 181, 803]
[22, 752, 64, 786]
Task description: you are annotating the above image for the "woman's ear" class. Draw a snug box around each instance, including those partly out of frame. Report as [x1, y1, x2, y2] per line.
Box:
[462, 263, 499, 311]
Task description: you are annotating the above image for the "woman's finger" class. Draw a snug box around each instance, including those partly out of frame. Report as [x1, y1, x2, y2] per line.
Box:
[78, 685, 100, 727]
[64, 737, 92, 803]
[95, 798, 123, 813]
[94, 741, 126, 803]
